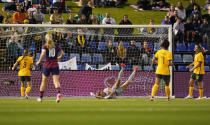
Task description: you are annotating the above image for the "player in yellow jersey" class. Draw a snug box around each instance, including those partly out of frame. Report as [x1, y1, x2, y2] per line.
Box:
[150, 39, 173, 101]
[12, 48, 34, 99]
[185, 44, 205, 99]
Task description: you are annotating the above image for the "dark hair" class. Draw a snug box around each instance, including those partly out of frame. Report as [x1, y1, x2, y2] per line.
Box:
[160, 39, 170, 50]
[23, 48, 29, 56]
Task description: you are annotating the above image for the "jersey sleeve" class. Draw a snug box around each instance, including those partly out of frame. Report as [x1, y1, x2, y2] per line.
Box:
[167, 52, 172, 61]
[42, 45, 46, 52]
[197, 53, 203, 62]
[30, 57, 34, 64]
[154, 51, 159, 58]
[17, 56, 21, 62]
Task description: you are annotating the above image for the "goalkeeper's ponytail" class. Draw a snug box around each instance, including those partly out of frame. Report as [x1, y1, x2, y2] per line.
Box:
[45, 34, 55, 49]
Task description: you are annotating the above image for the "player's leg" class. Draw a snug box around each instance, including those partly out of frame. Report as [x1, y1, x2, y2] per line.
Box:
[52, 67, 61, 103]
[20, 80, 25, 99]
[164, 78, 171, 100]
[185, 77, 195, 99]
[196, 75, 204, 99]
[121, 66, 138, 91]
[37, 74, 48, 102]
[150, 75, 161, 101]
[114, 64, 126, 88]
[25, 78, 32, 99]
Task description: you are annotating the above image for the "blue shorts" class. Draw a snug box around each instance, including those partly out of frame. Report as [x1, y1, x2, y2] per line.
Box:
[43, 67, 59, 77]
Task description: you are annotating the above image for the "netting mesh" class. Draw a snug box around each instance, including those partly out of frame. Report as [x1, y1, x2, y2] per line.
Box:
[0, 24, 171, 97]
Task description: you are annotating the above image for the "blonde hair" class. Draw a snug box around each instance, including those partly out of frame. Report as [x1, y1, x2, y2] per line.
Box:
[45, 34, 55, 49]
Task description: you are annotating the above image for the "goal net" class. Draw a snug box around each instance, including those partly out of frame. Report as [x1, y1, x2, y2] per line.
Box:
[0, 24, 172, 97]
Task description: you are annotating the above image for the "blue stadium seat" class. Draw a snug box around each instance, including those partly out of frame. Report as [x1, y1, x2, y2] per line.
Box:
[178, 66, 188, 71]
[200, 43, 208, 51]
[29, 42, 36, 51]
[81, 53, 92, 63]
[124, 65, 132, 71]
[173, 54, 182, 63]
[176, 43, 187, 51]
[205, 55, 210, 63]
[36, 53, 40, 61]
[123, 42, 130, 49]
[183, 54, 193, 63]
[148, 42, 153, 49]
[204, 66, 210, 71]
[77, 65, 85, 70]
[61, 53, 69, 62]
[154, 42, 160, 51]
[187, 43, 195, 52]
[93, 53, 103, 63]
[70, 53, 80, 62]
[143, 66, 153, 71]
[111, 65, 119, 70]
[113, 42, 118, 48]
[135, 42, 141, 50]
[98, 42, 107, 51]
[89, 42, 97, 51]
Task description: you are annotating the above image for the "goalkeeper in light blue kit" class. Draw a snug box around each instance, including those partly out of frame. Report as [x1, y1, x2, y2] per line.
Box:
[94, 64, 138, 99]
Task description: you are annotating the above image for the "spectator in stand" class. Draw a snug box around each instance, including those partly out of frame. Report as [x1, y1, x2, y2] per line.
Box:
[33, 7, 46, 24]
[190, 5, 202, 19]
[102, 12, 116, 35]
[3, 12, 12, 24]
[173, 17, 184, 45]
[186, 0, 201, 18]
[118, 15, 133, 35]
[147, 19, 156, 34]
[175, 1, 186, 21]
[23, 0, 32, 12]
[27, 11, 36, 24]
[126, 40, 140, 65]
[169, 10, 178, 26]
[203, 0, 210, 12]
[50, 7, 63, 24]
[66, 14, 77, 24]
[78, 14, 89, 24]
[6, 36, 20, 69]
[160, 16, 170, 33]
[40, 0, 50, 14]
[13, 5, 27, 24]
[105, 40, 117, 64]
[88, 14, 99, 24]
[203, 6, 210, 24]
[184, 17, 195, 43]
[191, 12, 202, 43]
[78, 0, 92, 22]
[2, 0, 17, 12]
[137, 0, 151, 10]
[140, 41, 152, 70]
[167, 4, 175, 19]
[76, 28, 90, 54]
[152, 0, 170, 8]
[200, 18, 210, 44]
[116, 41, 126, 64]
[0, 12, 4, 24]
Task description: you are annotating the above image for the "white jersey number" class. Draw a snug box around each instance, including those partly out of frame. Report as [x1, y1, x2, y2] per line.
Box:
[49, 48, 55, 57]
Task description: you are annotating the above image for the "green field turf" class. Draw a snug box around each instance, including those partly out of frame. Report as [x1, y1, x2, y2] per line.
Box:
[0, 98, 210, 125]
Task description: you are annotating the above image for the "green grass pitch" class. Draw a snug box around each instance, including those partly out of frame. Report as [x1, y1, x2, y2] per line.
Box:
[0, 98, 210, 125]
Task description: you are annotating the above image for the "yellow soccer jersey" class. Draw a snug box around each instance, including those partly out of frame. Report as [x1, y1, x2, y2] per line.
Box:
[193, 52, 205, 74]
[17, 56, 33, 76]
[155, 49, 172, 75]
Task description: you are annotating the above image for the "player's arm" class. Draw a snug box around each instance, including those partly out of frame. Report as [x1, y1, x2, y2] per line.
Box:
[12, 61, 19, 70]
[186, 62, 194, 69]
[36, 50, 46, 65]
[189, 61, 201, 72]
[152, 57, 158, 64]
[104, 89, 115, 99]
[168, 60, 173, 66]
[57, 50, 64, 62]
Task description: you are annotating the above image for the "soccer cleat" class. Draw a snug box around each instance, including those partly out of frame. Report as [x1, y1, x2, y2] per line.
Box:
[133, 66, 139, 71]
[121, 64, 126, 68]
[37, 98, 42, 102]
[56, 94, 61, 103]
[150, 97, 154, 101]
[185, 95, 193, 99]
[196, 96, 207, 100]
[25, 94, 29, 99]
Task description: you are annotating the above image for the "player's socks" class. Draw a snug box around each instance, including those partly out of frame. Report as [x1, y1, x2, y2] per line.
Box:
[56, 87, 61, 103]
[127, 67, 138, 81]
[25, 87, 31, 95]
[199, 88, 203, 98]
[56, 87, 61, 94]
[40, 91, 44, 99]
[21, 87, 25, 97]
[118, 64, 125, 79]
[165, 85, 170, 99]
[189, 86, 194, 97]
[151, 83, 159, 97]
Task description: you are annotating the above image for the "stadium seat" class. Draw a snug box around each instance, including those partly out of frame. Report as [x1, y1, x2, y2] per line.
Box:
[113, 42, 118, 48]
[135, 42, 141, 50]
[36, 53, 40, 61]
[93, 53, 103, 63]
[154, 42, 160, 51]
[173, 54, 182, 63]
[148, 42, 153, 49]
[124, 65, 132, 71]
[143, 66, 153, 71]
[200, 43, 208, 51]
[81, 53, 92, 63]
[70, 53, 80, 62]
[61, 53, 69, 62]
[89, 42, 97, 51]
[205, 55, 210, 63]
[123, 42, 130, 49]
[204, 66, 210, 71]
[77, 65, 85, 70]
[178, 66, 188, 71]
[98, 42, 107, 51]
[111, 65, 119, 70]
[176, 43, 187, 51]
[183, 54, 193, 63]
[187, 43, 195, 52]
[29, 42, 36, 51]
